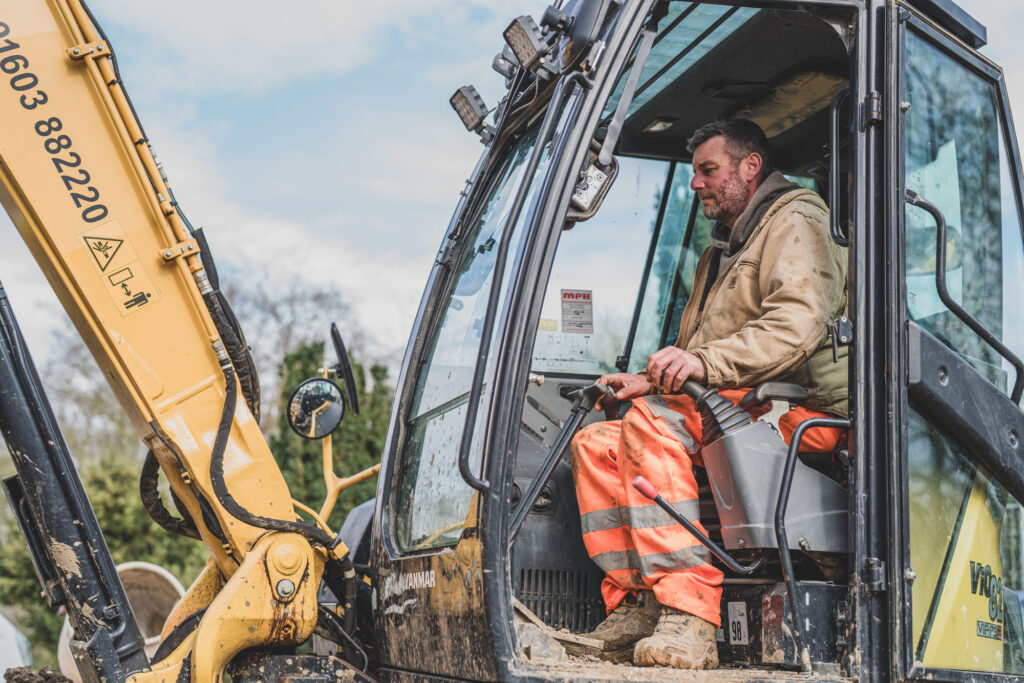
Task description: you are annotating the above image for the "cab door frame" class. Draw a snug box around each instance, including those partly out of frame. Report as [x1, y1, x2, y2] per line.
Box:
[888, 3, 1024, 682]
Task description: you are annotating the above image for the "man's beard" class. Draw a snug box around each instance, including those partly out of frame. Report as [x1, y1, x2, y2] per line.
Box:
[700, 172, 749, 225]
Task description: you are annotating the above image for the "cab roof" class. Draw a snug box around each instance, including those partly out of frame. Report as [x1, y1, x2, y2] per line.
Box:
[915, 0, 986, 48]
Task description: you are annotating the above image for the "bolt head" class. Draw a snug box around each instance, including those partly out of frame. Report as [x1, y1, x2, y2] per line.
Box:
[164, 249, 173, 258]
[276, 578, 296, 598]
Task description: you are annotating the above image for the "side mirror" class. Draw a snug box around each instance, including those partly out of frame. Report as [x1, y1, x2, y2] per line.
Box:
[330, 323, 360, 416]
[287, 377, 345, 440]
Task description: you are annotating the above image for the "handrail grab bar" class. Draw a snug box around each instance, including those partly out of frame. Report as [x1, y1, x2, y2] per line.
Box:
[774, 415, 851, 674]
[828, 83, 850, 247]
[905, 189, 1024, 403]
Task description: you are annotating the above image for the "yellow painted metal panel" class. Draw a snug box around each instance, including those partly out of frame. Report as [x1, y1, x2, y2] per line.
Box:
[0, 1, 298, 570]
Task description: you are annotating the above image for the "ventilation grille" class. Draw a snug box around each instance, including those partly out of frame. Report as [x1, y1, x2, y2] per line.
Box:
[516, 568, 604, 632]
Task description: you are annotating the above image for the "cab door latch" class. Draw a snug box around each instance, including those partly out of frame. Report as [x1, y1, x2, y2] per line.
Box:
[829, 315, 853, 363]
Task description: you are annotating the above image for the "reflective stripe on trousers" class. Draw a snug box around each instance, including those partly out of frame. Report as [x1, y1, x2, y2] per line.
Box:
[569, 389, 843, 627]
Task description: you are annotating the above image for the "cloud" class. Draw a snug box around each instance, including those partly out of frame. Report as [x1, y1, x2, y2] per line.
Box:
[87, 0, 521, 97]
[957, 1, 1024, 151]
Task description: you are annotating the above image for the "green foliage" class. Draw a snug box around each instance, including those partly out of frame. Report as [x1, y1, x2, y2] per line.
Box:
[269, 342, 392, 530]
[0, 340, 392, 668]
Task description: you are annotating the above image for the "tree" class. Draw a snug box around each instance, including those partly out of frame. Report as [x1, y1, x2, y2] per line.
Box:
[269, 341, 392, 530]
[0, 276, 393, 668]
[219, 268, 386, 433]
[40, 325, 141, 466]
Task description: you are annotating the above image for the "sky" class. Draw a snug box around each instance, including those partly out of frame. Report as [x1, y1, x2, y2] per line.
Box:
[0, 0, 1020, 370]
[0, 0, 545, 365]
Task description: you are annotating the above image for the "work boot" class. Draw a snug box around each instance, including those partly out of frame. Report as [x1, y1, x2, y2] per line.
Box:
[633, 607, 718, 669]
[578, 591, 660, 661]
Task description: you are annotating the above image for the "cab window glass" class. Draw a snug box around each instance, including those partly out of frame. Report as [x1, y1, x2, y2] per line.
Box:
[627, 174, 811, 372]
[908, 407, 1024, 673]
[904, 29, 1024, 400]
[628, 167, 708, 372]
[394, 126, 548, 552]
[531, 157, 675, 375]
[603, 4, 758, 118]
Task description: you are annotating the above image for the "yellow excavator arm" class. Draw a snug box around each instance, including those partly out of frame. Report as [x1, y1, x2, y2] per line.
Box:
[0, 2, 351, 680]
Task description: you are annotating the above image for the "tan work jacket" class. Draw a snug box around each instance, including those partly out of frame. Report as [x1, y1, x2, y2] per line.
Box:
[676, 183, 849, 416]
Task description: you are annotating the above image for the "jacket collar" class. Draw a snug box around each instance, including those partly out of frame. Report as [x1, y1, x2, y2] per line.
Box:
[710, 171, 801, 256]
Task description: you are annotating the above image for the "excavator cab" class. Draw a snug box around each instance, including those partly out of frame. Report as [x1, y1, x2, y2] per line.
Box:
[1, 0, 1023, 681]
[372, 0, 1024, 681]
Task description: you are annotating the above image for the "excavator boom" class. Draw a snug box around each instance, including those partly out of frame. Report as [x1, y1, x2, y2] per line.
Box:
[0, 2, 349, 680]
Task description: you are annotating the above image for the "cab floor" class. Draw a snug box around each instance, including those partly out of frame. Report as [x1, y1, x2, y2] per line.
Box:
[518, 661, 851, 682]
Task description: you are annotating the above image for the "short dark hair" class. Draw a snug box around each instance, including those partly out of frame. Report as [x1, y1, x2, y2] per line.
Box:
[686, 119, 772, 179]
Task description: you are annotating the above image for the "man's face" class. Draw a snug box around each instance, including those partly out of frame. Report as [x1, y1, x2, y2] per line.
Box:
[690, 136, 756, 228]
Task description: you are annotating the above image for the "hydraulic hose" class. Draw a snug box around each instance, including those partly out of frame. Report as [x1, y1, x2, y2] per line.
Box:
[318, 604, 367, 671]
[321, 556, 362, 669]
[149, 423, 230, 547]
[205, 330, 336, 549]
[140, 450, 201, 540]
[149, 608, 207, 666]
[193, 228, 261, 420]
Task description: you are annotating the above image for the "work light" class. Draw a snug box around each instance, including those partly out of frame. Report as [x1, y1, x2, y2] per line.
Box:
[504, 15, 546, 72]
[450, 85, 489, 134]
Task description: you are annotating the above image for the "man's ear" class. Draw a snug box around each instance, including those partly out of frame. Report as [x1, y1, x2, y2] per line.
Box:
[740, 153, 763, 183]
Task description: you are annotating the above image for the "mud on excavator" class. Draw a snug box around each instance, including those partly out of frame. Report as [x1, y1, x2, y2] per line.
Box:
[2, 0, 1024, 682]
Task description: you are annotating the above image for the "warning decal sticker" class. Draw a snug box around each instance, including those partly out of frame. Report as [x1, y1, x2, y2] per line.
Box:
[82, 236, 124, 272]
[79, 221, 160, 317]
[560, 289, 593, 334]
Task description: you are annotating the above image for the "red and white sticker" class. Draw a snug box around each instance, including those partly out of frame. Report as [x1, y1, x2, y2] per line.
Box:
[561, 289, 593, 334]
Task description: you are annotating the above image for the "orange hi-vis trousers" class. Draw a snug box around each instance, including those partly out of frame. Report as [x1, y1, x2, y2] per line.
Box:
[569, 390, 842, 627]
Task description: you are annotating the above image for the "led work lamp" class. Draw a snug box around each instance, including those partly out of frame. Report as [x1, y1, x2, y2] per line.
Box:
[450, 85, 487, 132]
[503, 15, 547, 72]
[450, 85, 492, 141]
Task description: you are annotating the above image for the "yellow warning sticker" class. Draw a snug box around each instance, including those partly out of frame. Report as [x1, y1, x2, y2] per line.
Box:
[82, 236, 123, 271]
[79, 221, 160, 317]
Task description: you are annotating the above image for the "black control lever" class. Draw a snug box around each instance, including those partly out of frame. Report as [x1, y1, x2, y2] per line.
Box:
[678, 379, 752, 444]
[510, 383, 615, 541]
[738, 382, 809, 410]
[633, 476, 764, 575]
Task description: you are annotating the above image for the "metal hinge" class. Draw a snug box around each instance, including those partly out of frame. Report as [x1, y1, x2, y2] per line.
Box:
[829, 315, 853, 363]
[865, 557, 887, 593]
[581, 40, 606, 75]
[67, 41, 109, 61]
[865, 91, 882, 126]
[436, 230, 461, 269]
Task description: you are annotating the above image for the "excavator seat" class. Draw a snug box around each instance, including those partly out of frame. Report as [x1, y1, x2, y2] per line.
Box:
[700, 403, 849, 555]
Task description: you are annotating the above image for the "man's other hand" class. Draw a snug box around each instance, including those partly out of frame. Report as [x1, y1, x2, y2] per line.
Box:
[646, 347, 706, 393]
[594, 373, 653, 413]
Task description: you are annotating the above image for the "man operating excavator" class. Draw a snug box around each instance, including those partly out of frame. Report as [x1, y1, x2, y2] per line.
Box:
[570, 119, 849, 669]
